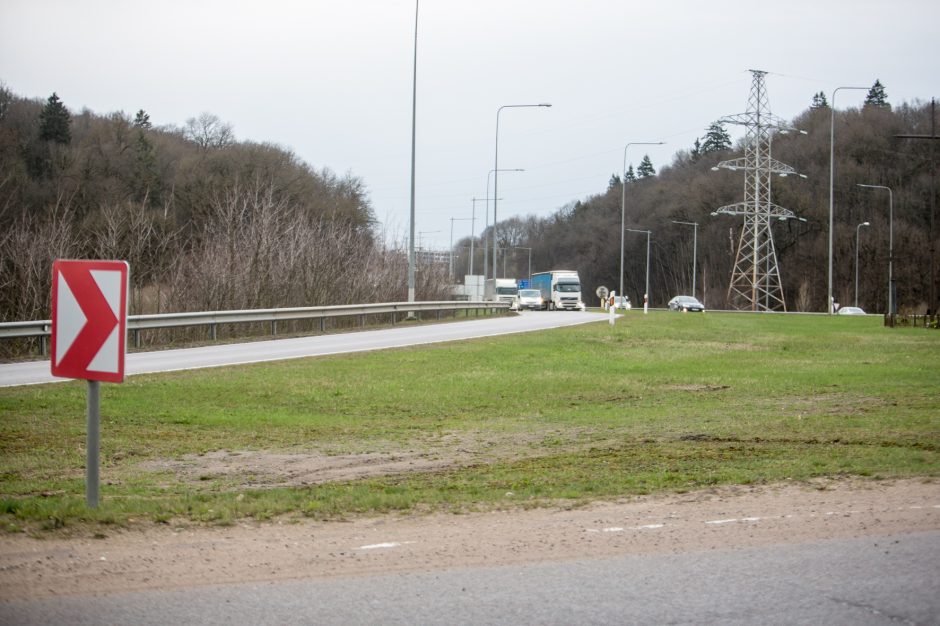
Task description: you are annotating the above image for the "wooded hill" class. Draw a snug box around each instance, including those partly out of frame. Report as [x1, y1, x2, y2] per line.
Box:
[0, 86, 449, 324]
[459, 92, 938, 314]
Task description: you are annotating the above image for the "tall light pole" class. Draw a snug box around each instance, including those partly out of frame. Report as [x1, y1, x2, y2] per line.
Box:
[626, 228, 651, 314]
[854, 221, 870, 307]
[449, 217, 473, 279]
[494, 104, 551, 280]
[407, 0, 419, 304]
[828, 86, 868, 314]
[417, 230, 439, 252]
[621, 142, 663, 296]
[471, 196, 503, 277]
[672, 220, 699, 299]
[469, 198, 484, 276]
[484, 169, 522, 280]
[858, 184, 894, 314]
[513, 247, 533, 283]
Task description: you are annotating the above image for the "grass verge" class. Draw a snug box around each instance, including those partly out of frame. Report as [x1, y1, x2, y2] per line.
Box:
[1, 311, 938, 533]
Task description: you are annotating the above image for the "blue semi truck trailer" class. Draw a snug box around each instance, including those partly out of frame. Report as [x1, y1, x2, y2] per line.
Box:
[530, 270, 585, 311]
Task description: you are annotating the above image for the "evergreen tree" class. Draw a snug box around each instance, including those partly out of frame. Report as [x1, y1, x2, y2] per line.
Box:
[811, 91, 829, 108]
[133, 128, 159, 204]
[133, 109, 152, 129]
[690, 137, 702, 161]
[637, 155, 655, 178]
[864, 79, 889, 108]
[608, 173, 621, 190]
[701, 121, 731, 154]
[624, 165, 636, 183]
[39, 92, 71, 144]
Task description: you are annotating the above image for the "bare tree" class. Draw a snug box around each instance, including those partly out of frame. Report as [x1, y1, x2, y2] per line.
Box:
[183, 112, 234, 150]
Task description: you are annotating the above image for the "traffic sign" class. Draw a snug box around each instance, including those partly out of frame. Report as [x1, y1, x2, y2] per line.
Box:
[51, 260, 129, 383]
[596, 286, 609, 299]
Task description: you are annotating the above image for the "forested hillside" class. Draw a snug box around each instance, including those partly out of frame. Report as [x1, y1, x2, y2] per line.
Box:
[0, 86, 448, 323]
[461, 93, 938, 314]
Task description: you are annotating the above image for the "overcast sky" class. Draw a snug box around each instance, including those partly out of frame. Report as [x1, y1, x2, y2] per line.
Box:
[2, 0, 939, 250]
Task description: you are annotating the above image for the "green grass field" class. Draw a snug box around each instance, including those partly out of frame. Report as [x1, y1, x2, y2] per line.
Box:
[1, 312, 938, 532]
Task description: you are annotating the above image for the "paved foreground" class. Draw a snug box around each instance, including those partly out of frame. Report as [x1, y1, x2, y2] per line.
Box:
[1, 479, 937, 624]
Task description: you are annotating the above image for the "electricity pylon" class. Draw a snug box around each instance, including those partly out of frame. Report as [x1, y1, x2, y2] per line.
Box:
[712, 70, 806, 311]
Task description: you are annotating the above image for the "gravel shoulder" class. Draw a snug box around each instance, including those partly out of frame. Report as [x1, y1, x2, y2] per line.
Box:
[1, 477, 938, 601]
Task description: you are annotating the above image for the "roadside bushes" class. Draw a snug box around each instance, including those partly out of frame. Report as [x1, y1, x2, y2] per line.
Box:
[0, 179, 449, 335]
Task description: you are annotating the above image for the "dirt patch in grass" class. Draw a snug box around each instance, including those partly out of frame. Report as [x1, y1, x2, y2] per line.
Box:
[135, 429, 588, 489]
[138, 448, 478, 489]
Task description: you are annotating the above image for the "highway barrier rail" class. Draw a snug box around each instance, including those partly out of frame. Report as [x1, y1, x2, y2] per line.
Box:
[0, 301, 512, 356]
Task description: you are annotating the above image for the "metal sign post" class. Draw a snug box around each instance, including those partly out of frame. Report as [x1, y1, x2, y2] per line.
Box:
[86, 380, 101, 508]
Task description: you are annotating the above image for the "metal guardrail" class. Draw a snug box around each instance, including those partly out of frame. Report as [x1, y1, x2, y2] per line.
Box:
[884, 313, 939, 328]
[0, 300, 512, 354]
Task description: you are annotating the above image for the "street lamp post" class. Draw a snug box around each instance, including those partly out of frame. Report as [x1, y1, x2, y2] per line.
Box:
[469, 198, 485, 277]
[449, 217, 473, 279]
[494, 104, 551, 280]
[417, 230, 439, 264]
[854, 221, 870, 308]
[828, 86, 868, 314]
[484, 170, 522, 281]
[407, 0, 419, 305]
[513, 247, 533, 282]
[626, 228, 651, 314]
[621, 142, 663, 296]
[858, 184, 894, 314]
[671, 220, 699, 299]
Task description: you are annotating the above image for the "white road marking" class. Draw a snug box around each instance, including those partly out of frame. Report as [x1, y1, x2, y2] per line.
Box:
[586, 524, 665, 533]
[589, 503, 933, 536]
[357, 541, 416, 550]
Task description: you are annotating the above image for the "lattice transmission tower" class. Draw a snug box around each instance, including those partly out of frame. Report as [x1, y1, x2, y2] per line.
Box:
[712, 70, 806, 311]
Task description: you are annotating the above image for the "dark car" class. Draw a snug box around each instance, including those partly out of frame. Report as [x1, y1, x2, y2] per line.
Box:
[667, 295, 705, 312]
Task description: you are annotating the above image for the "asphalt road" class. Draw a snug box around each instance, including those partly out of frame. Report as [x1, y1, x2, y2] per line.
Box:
[0, 311, 610, 387]
[3, 530, 937, 625]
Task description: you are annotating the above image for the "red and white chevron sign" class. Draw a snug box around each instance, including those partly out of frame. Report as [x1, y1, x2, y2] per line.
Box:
[51, 260, 129, 383]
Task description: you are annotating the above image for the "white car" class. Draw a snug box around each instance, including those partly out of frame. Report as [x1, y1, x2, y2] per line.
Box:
[517, 289, 544, 310]
[837, 306, 866, 315]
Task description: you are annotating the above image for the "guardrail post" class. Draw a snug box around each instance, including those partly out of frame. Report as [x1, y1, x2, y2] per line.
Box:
[360, 314, 365, 328]
[134, 329, 141, 349]
[319, 318, 325, 333]
[39, 335, 47, 357]
[211, 324, 217, 341]
[272, 320, 277, 336]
